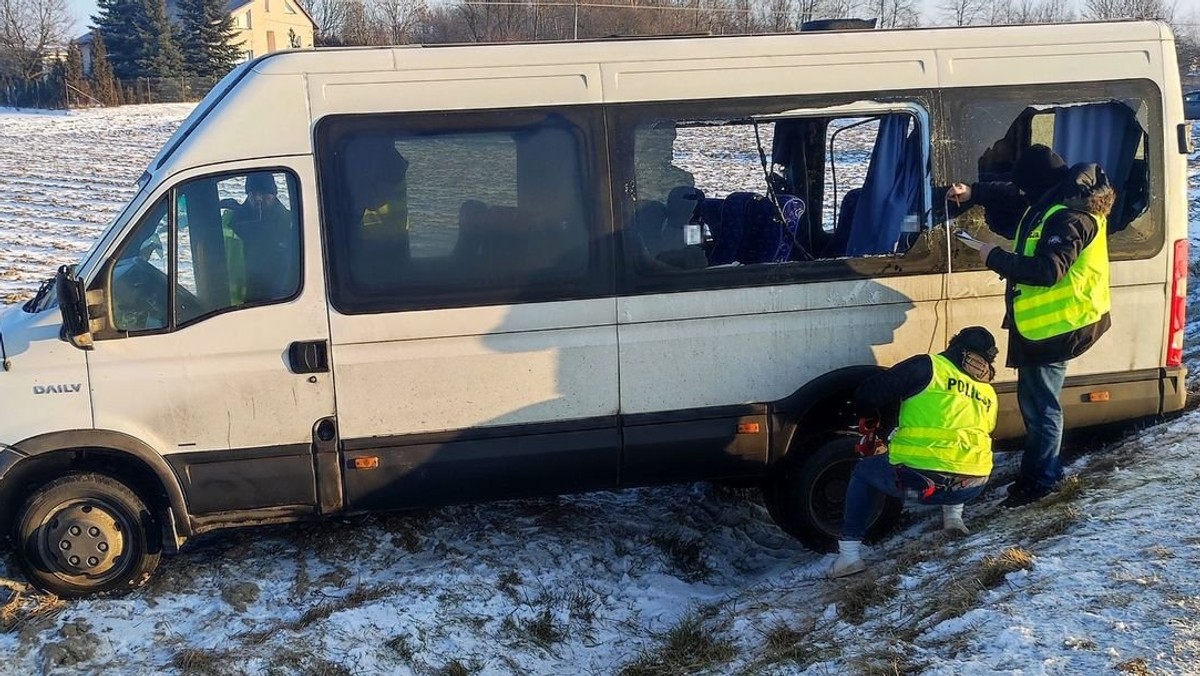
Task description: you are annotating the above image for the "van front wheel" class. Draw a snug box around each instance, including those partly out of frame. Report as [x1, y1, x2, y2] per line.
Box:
[762, 435, 903, 552]
[14, 473, 161, 597]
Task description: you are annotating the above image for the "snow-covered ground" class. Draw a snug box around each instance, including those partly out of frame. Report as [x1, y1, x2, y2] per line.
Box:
[0, 105, 1197, 675]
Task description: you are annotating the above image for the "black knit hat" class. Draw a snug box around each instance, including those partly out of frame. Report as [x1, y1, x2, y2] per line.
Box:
[949, 326, 998, 363]
[245, 172, 277, 196]
[1012, 144, 1068, 199]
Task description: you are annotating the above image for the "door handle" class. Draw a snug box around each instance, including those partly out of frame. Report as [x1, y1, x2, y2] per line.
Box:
[288, 340, 329, 374]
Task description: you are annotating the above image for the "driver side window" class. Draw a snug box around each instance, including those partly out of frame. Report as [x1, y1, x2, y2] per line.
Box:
[110, 201, 169, 332]
[107, 170, 302, 334]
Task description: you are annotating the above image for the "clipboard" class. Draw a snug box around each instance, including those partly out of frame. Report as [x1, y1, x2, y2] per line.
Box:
[953, 229, 984, 251]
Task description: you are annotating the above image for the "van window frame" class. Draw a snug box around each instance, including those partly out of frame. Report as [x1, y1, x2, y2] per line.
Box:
[939, 78, 1164, 266]
[314, 106, 615, 315]
[607, 92, 945, 297]
[91, 166, 306, 341]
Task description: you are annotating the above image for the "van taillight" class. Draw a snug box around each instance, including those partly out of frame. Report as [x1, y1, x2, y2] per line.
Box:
[1167, 239, 1188, 368]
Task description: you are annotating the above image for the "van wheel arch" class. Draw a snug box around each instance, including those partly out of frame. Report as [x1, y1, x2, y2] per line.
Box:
[3, 431, 190, 551]
[771, 365, 887, 462]
[763, 366, 903, 550]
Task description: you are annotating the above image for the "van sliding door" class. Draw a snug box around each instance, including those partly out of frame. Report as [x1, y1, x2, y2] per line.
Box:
[607, 95, 948, 483]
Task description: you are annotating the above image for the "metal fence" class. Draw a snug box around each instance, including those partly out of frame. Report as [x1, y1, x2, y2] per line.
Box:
[117, 77, 223, 105]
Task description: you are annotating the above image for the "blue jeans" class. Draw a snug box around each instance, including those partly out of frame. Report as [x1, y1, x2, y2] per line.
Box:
[1017, 361, 1068, 491]
[841, 453, 987, 541]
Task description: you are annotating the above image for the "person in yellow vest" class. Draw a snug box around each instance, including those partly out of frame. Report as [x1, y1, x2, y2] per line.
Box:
[351, 140, 411, 259]
[830, 327, 999, 579]
[946, 146, 1115, 508]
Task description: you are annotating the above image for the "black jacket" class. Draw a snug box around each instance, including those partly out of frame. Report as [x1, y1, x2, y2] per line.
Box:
[969, 164, 1113, 367]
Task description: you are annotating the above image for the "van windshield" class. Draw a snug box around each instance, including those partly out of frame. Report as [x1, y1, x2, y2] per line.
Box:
[76, 180, 153, 283]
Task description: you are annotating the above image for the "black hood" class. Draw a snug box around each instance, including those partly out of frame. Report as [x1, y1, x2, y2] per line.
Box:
[1058, 162, 1116, 217]
[1013, 144, 1068, 200]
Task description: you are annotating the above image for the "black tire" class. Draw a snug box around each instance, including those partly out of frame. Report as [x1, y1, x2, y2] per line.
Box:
[762, 435, 903, 553]
[14, 473, 161, 598]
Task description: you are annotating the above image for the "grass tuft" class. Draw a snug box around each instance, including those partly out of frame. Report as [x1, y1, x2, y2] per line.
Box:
[497, 571, 522, 601]
[977, 547, 1034, 589]
[650, 531, 712, 582]
[746, 620, 838, 670]
[385, 634, 415, 661]
[436, 659, 477, 676]
[1022, 505, 1081, 543]
[172, 647, 230, 676]
[1115, 657, 1153, 675]
[620, 609, 738, 676]
[1036, 475, 1085, 508]
[835, 574, 897, 625]
[0, 587, 65, 634]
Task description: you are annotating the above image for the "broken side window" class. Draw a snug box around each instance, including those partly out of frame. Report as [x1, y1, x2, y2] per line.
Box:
[620, 99, 936, 291]
[943, 82, 1161, 266]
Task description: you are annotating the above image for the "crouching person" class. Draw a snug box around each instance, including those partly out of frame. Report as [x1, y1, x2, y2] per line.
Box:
[830, 327, 1000, 579]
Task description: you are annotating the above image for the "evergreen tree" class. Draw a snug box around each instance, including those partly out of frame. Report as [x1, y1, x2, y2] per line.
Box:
[132, 0, 185, 78]
[89, 31, 122, 106]
[177, 0, 244, 77]
[47, 59, 68, 109]
[64, 44, 90, 106]
[92, 0, 144, 81]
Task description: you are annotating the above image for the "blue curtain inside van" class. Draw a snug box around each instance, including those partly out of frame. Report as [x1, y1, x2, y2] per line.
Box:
[1052, 102, 1142, 226]
[845, 114, 924, 256]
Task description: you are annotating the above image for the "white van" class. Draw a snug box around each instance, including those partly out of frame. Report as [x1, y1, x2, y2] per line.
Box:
[0, 20, 1189, 596]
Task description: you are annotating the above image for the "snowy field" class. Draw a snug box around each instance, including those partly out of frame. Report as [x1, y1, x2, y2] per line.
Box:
[0, 105, 1198, 675]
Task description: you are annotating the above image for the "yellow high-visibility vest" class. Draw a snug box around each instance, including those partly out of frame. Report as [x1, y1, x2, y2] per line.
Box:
[888, 354, 997, 477]
[1012, 204, 1110, 340]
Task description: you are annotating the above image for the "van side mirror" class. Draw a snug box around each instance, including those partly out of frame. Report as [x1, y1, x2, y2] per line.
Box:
[56, 265, 94, 350]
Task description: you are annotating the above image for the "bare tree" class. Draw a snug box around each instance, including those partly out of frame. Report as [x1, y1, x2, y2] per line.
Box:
[935, 0, 987, 26]
[1084, 0, 1174, 21]
[766, 0, 794, 31]
[373, 0, 427, 44]
[0, 0, 74, 82]
[306, 0, 352, 44]
[870, 0, 920, 27]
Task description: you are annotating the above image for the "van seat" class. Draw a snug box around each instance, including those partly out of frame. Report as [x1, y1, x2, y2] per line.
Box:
[739, 194, 805, 264]
[710, 192, 758, 265]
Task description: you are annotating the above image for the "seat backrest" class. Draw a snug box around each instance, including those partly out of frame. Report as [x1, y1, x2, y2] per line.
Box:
[823, 188, 862, 258]
[739, 194, 805, 264]
[711, 192, 758, 265]
[454, 199, 490, 263]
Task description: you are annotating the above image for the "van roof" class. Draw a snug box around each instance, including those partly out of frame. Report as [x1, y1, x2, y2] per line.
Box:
[249, 19, 1175, 77]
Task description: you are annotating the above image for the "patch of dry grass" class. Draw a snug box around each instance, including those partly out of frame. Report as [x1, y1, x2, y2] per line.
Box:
[620, 608, 738, 676]
[650, 531, 712, 582]
[835, 574, 897, 625]
[0, 586, 65, 634]
[740, 620, 838, 672]
[172, 647, 233, 676]
[977, 547, 1034, 588]
[238, 584, 395, 644]
[848, 645, 928, 675]
[436, 658, 477, 676]
[1115, 657, 1153, 675]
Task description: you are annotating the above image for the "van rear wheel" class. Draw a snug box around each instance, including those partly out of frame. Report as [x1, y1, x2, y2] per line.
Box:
[14, 473, 160, 598]
[762, 435, 903, 552]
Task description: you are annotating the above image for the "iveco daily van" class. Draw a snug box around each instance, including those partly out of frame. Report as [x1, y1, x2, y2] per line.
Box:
[0, 20, 1189, 595]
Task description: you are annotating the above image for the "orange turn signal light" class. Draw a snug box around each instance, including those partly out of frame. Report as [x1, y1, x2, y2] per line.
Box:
[737, 422, 761, 434]
[1086, 391, 1110, 403]
[353, 456, 380, 470]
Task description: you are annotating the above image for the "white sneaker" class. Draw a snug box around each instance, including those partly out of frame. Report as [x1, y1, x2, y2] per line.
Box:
[828, 540, 866, 578]
[942, 504, 969, 535]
